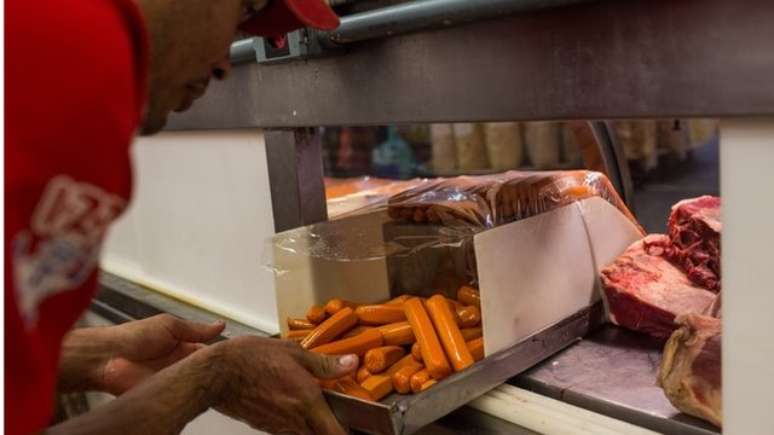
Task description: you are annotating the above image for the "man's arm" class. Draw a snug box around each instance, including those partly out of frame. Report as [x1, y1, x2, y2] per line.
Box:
[48, 335, 357, 435]
[57, 315, 224, 396]
[58, 327, 115, 393]
[48, 345, 215, 435]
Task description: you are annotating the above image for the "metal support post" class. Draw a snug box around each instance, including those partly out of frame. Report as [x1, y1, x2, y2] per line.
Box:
[264, 128, 328, 232]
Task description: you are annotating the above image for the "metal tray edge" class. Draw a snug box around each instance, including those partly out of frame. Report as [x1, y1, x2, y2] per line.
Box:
[326, 303, 604, 435]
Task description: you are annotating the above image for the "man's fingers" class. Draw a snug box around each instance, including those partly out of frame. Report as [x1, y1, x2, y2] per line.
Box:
[305, 391, 348, 435]
[290, 349, 358, 379]
[171, 342, 204, 360]
[166, 317, 225, 343]
[140, 342, 200, 372]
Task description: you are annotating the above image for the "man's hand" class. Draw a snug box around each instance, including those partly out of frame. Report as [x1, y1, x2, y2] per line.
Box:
[59, 314, 224, 395]
[50, 334, 358, 435]
[101, 314, 225, 395]
[206, 336, 358, 435]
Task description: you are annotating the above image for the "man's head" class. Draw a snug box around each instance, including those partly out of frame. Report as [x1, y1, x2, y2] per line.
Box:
[136, 0, 264, 134]
[136, 0, 338, 135]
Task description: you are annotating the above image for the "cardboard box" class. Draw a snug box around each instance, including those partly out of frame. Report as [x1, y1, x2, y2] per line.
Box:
[271, 197, 641, 351]
[269, 197, 641, 433]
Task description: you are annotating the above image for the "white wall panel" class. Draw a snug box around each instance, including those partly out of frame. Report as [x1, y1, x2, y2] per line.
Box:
[720, 119, 774, 435]
[101, 129, 279, 334]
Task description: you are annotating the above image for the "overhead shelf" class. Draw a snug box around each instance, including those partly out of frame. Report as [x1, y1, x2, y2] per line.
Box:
[167, 0, 774, 130]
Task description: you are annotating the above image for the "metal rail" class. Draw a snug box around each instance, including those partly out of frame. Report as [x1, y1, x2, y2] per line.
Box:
[229, 0, 590, 64]
[229, 38, 257, 64]
[324, 0, 591, 44]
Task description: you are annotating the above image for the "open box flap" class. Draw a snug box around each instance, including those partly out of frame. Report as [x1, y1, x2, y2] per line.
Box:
[476, 197, 643, 356]
[270, 212, 394, 335]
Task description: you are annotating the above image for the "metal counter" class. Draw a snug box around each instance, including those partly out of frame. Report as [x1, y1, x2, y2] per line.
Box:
[513, 325, 720, 435]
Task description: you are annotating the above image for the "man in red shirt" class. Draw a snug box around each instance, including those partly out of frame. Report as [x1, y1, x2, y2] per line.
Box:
[6, 1, 357, 434]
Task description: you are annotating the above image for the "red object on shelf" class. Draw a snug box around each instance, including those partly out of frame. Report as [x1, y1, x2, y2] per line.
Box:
[240, 0, 340, 37]
[269, 34, 288, 49]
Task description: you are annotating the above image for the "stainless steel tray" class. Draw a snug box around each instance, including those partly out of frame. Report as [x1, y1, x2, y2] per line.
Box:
[324, 303, 605, 435]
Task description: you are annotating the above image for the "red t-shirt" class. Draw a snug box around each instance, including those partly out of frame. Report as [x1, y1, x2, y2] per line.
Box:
[5, 1, 148, 433]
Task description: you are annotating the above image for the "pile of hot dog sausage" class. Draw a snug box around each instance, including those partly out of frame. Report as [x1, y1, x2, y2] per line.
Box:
[283, 286, 484, 402]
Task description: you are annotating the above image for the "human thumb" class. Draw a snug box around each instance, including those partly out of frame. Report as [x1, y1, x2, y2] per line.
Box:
[168, 317, 226, 343]
[293, 350, 359, 379]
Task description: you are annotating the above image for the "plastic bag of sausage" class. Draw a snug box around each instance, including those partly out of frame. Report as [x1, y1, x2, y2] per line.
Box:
[387, 170, 641, 231]
[266, 170, 641, 304]
[383, 170, 642, 292]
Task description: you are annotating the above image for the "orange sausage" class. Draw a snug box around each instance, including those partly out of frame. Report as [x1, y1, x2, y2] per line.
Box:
[356, 366, 372, 383]
[287, 318, 315, 330]
[360, 374, 393, 401]
[392, 364, 424, 394]
[460, 327, 483, 341]
[334, 377, 373, 402]
[410, 369, 431, 393]
[467, 337, 484, 361]
[377, 322, 415, 346]
[355, 304, 407, 325]
[445, 297, 464, 311]
[457, 286, 481, 308]
[318, 374, 353, 390]
[341, 325, 374, 338]
[440, 297, 461, 325]
[386, 354, 423, 377]
[301, 307, 358, 349]
[364, 346, 406, 374]
[318, 378, 339, 390]
[385, 295, 411, 305]
[311, 328, 384, 356]
[306, 305, 328, 324]
[404, 298, 451, 380]
[419, 379, 437, 392]
[325, 298, 359, 315]
[457, 305, 481, 328]
[411, 342, 422, 361]
[284, 329, 312, 342]
[426, 295, 474, 372]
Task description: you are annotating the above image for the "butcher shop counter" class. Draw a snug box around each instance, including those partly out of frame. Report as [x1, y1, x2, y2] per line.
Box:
[92, 272, 716, 435]
[513, 325, 720, 435]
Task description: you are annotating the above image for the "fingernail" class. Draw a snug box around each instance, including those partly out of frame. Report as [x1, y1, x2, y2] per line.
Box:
[338, 354, 358, 369]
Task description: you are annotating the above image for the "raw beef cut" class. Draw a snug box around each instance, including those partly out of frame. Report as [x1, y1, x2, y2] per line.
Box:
[600, 235, 716, 339]
[666, 196, 721, 291]
[657, 313, 722, 427]
[705, 292, 721, 318]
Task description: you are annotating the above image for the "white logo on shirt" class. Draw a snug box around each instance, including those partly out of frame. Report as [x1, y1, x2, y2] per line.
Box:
[13, 175, 126, 326]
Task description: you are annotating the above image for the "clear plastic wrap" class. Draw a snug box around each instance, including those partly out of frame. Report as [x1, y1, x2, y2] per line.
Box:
[324, 176, 399, 200]
[325, 177, 429, 220]
[386, 170, 642, 233]
[269, 170, 643, 298]
[266, 209, 477, 299]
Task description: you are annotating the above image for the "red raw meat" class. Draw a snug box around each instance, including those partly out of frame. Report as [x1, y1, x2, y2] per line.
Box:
[600, 235, 717, 339]
[657, 313, 722, 428]
[665, 196, 721, 291]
